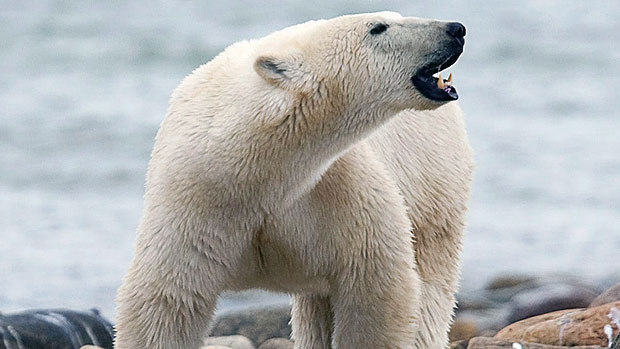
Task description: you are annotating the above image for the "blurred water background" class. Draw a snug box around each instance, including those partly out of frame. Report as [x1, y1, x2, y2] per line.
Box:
[1, 0, 619, 320]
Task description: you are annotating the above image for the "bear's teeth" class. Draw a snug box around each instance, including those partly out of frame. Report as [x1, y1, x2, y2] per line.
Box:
[447, 73, 453, 84]
[437, 73, 445, 88]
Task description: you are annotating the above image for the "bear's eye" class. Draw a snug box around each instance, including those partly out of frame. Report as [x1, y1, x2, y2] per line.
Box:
[369, 23, 389, 35]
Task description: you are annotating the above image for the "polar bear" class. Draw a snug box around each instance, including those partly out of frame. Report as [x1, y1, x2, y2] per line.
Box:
[114, 11, 472, 349]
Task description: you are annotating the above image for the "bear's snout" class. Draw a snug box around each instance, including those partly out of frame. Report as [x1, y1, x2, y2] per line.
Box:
[446, 22, 466, 46]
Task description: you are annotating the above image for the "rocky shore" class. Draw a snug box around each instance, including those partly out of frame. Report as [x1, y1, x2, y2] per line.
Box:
[201, 273, 620, 349]
[2, 273, 619, 349]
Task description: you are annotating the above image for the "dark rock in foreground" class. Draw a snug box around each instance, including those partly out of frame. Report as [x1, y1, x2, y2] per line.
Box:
[0, 308, 113, 349]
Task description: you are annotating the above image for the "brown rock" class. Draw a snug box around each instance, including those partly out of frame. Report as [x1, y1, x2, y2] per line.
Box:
[450, 318, 479, 341]
[257, 338, 294, 349]
[465, 336, 604, 348]
[590, 283, 620, 307]
[495, 301, 620, 347]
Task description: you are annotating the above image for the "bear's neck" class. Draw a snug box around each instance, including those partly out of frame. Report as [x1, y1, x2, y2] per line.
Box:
[260, 100, 395, 205]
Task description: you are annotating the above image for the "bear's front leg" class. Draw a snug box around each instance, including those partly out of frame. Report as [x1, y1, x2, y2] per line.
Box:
[302, 146, 423, 349]
[330, 253, 421, 349]
[291, 295, 333, 349]
[114, 208, 256, 349]
[114, 256, 218, 349]
[412, 222, 466, 349]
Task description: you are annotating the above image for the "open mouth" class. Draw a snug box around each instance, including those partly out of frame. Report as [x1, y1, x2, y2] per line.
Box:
[411, 51, 462, 102]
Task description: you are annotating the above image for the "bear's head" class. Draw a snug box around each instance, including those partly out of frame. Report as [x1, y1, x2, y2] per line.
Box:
[254, 11, 465, 115]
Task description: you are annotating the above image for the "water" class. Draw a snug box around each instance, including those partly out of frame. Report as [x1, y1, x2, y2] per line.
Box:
[1, 1, 619, 320]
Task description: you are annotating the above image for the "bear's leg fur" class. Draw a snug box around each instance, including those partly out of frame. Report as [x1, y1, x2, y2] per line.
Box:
[330, 263, 421, 349]
[366, 107, 473, 348]
[300, 147, 422, 349]
[114, 256, 219, 349]
[413, 224, 464, 348]
[290, 295, 333, 349]
[114, 212, 255, 349]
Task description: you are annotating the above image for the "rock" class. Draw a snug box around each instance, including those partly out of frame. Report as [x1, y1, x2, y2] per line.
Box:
[487, 274, 538, 291]
[464, 336, 604, 348]
[590, 283, 620, 307]
[203, 346, 233, 349]
[484, 274, 539, 303]
[449, 339, 469, 349]
[596, 273, 620, 292]
[455, 307, 511, 337]
[258, 338, 295, 349]
[449, 318, 479, 341]
[210, 305, 291, 346]
[457, 291, 500, 312]
[506, 282, 598, 323]
[495, 301, 620, 347]
[0, 308, 114, 349]
[81, 347, 105, 349]
[204, 335, 255, 349]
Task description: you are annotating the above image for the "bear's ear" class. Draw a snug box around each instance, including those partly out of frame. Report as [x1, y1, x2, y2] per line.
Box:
[254, 54, 308, 89]
[254, 56, 293, 86]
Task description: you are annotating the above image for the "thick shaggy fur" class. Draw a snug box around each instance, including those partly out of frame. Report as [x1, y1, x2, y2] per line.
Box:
[115, 12, 473, 349]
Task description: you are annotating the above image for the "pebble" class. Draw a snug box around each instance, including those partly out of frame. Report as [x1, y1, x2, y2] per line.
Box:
[257, 338, 295, 349]
[204, 335, 255, 349]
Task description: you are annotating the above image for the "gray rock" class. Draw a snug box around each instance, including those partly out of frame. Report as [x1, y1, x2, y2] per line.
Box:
[506, 282, 598, 324]
[589, 283, 620, 307]
[456, 291, 499, 312]
[204, 335, 255, 349]
[484, 275, 540, 303]
[258, 338, 294, 349]
[210, 306, 292, 346]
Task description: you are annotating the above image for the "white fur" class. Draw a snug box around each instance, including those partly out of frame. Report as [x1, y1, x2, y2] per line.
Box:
[115, 12, 473, 349]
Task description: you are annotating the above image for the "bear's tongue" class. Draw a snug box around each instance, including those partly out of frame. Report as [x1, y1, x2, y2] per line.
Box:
[434, 72, 455, 94]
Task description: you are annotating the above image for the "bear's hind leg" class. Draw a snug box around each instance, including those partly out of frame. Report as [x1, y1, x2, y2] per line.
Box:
[291, 294, 333, 349]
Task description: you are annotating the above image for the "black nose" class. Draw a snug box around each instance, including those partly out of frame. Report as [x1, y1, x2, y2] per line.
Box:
[446, 22, 466, 39]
